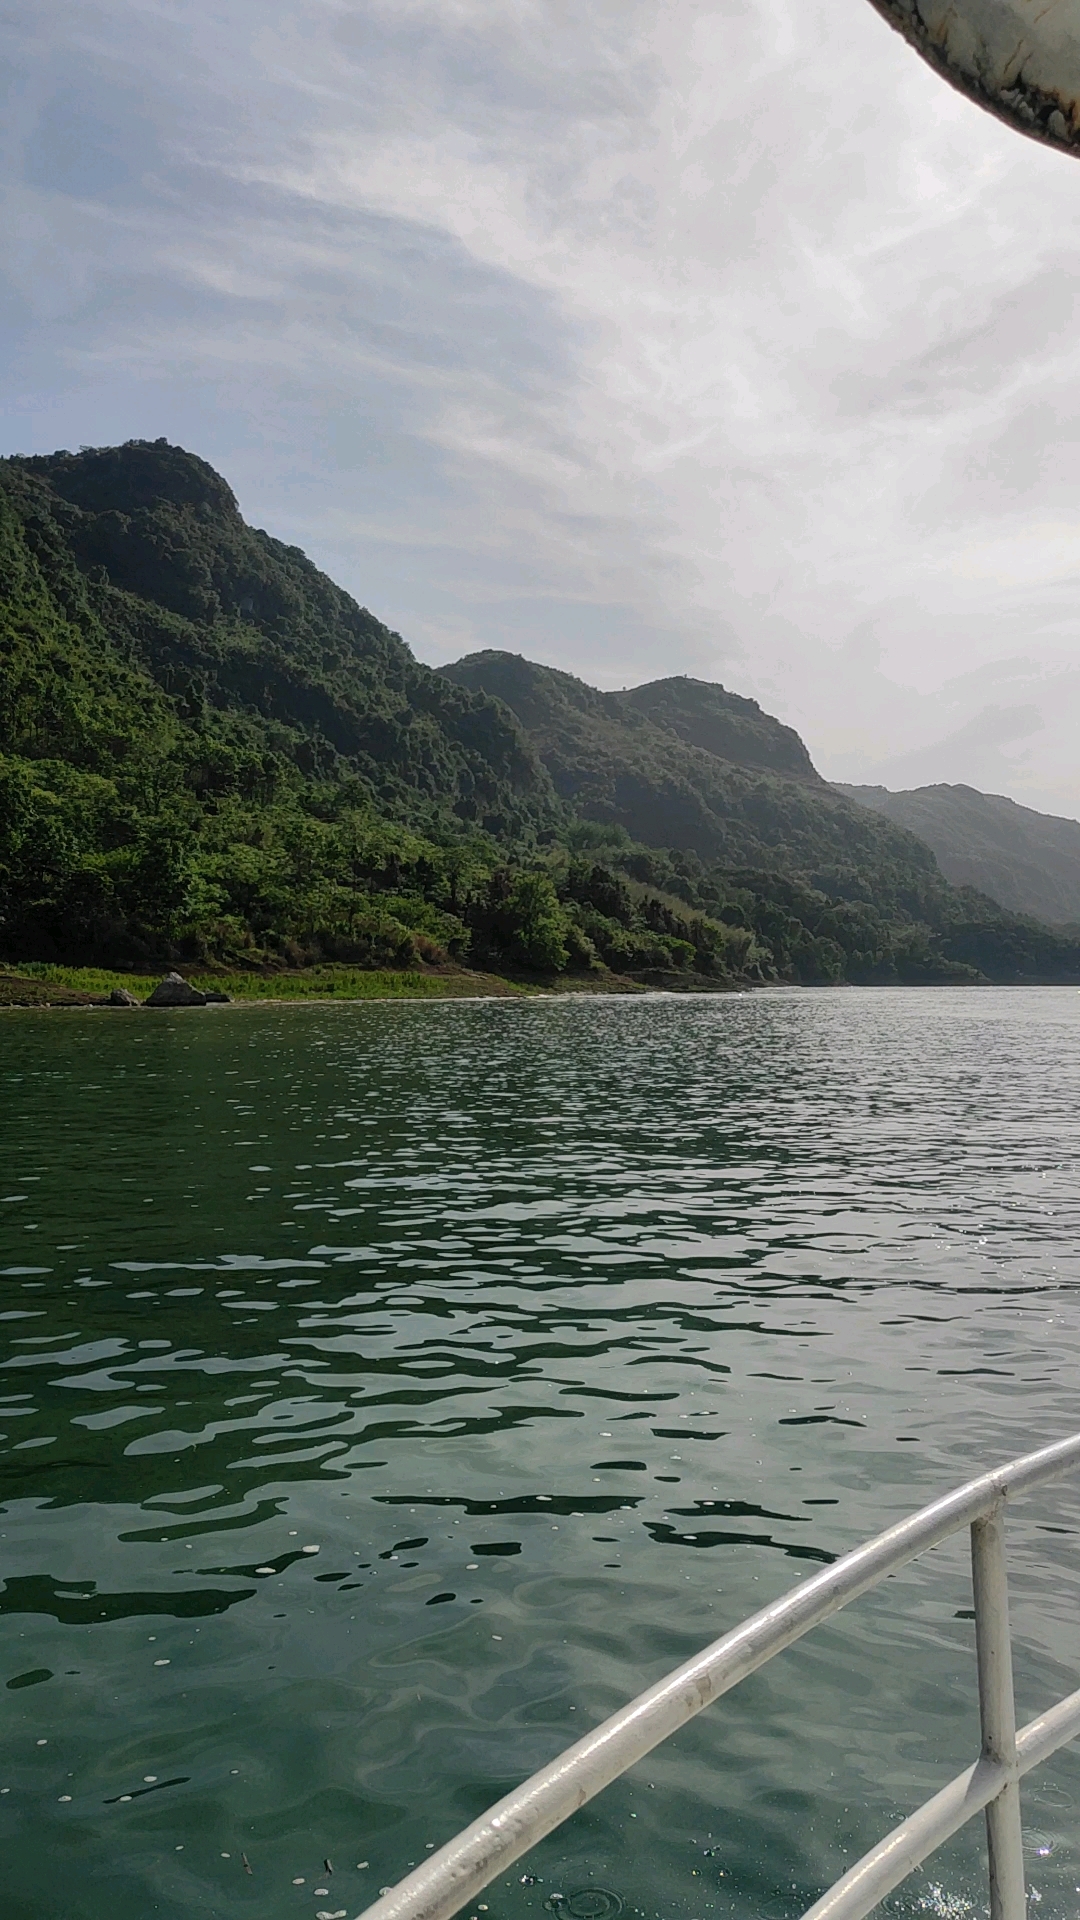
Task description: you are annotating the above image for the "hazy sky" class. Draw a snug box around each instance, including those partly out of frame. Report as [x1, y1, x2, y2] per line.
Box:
[5, 1, 1080, 815]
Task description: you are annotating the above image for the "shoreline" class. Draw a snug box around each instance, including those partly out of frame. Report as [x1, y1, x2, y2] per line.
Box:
[9, 967, 1076, 1009]
[0, 963, 744, 1009]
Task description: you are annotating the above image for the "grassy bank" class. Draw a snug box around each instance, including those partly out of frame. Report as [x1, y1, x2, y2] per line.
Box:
[0, 956, 751, 1006]
[0, 962, 533, 1006]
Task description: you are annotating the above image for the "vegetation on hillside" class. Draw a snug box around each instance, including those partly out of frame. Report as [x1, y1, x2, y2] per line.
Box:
[436, 650, 946, 902]
[3, 439, 1080, 990]
[841, 781, 1080, 928]
[436, 653, 1080, 985]
[618, 673, 820, 783]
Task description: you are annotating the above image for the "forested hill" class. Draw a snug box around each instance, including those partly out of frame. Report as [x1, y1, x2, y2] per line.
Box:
[2, 440, 555, 832]
[618, 674, 820, 783]
[436, 650, 946, 907]
[840, 782, 1080, 928]
[3, 437, 1080, 988]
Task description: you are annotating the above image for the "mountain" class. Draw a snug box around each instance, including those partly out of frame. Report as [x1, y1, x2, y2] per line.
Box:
[4, 438, 1080, 988]
[618, 675, 820, 783]
[0, 439, 757, 981]
[1, 439, 554, 833]
[839, 783, 1080, 927]
[436, 650, 944, 914]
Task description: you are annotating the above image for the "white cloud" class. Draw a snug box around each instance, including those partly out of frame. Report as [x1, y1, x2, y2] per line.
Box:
[4, 0, 1080, 810]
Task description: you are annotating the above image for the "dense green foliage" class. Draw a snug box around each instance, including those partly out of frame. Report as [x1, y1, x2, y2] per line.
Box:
[552, 838, 1080, 987]
[619, 674, 820, 782]
[436, 650, 945, 902]
[3, 438, 1080, 989]
[438, 653, 1080, 984]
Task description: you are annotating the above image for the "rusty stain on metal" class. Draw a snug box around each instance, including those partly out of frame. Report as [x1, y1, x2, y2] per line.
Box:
[866, 0, 1080, 155]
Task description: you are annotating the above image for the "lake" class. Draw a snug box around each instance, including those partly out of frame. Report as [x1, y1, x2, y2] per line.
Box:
[2, 988, 1080, 1920]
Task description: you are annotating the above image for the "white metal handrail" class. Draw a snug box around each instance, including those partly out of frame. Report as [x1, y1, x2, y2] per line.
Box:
[353, 1432, 1080, 1920]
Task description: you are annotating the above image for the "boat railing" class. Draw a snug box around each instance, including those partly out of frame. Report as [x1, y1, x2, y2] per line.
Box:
[352, 1431, 1080, 1920]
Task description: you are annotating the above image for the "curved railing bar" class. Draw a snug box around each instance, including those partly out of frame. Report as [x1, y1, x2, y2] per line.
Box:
[802, 1686, 1080, 1920]
[352, 1431, 1080, 1920]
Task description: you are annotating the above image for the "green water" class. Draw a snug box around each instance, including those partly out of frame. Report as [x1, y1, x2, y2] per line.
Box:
[2, 990, 1080, 1920]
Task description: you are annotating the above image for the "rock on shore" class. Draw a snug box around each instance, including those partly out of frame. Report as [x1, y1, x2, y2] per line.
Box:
[143, 972, 207, 1007]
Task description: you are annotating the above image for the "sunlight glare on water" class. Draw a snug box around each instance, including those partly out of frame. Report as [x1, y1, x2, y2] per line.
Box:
[2, 989, 1080, 1920]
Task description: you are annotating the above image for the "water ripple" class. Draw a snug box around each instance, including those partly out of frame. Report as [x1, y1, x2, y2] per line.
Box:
[1, 990, 1080, 1919]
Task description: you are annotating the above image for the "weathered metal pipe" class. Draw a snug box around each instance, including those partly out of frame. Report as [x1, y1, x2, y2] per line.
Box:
[971, 1508, 1027, 1920]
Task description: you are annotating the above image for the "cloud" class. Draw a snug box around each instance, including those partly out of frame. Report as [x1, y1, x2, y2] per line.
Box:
[840, 700, 1044, 789]
[4, 0, 1080, 810]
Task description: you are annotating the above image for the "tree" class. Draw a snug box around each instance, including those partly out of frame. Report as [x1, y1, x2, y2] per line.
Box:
[473, 870, 571, 972]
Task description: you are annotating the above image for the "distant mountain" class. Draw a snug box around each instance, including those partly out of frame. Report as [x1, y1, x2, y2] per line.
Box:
[5, 438, 1080, 987]
[617, 675, 820, 783]
[437, 651, 940, 909]
[839, 783, 1080, 927]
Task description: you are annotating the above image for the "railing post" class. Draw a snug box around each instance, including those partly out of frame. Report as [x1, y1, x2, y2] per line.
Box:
[971, 1505, 1027, 1920]
[354, 1436, 1080, 1920]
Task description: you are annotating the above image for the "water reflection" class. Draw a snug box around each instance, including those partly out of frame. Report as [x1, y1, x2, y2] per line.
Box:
[1, 990, 1080, 1920]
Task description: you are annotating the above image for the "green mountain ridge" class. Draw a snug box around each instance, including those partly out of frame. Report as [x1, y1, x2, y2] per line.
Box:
[839, 781, 1080, 928]
[618, 673, 821, 783]
[3, 437, 1080, 988]
[437, 649, 947, 911]
[5, 440, 555, 832]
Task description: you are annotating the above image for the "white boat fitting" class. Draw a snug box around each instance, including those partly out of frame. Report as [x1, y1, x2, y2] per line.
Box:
[353, 1432, 1080, 1920]
[866, 0, 1080, 155]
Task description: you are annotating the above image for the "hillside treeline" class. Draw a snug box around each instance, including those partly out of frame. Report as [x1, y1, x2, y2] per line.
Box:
[3, 439, 1079, 988]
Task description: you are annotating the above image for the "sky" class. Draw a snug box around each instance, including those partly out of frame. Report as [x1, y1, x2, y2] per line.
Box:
[4, 0, 1080, 816]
